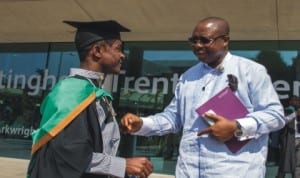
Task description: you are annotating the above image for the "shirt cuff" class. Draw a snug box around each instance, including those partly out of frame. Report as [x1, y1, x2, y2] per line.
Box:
[132, 117, 154, 135]
[236, 117, 257, 141]
[109, 157, 126, 178]
[286, 112, 296, 122]
[88, 153, 126, 178]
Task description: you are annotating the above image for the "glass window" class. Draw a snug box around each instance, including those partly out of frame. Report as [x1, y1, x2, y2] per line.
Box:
[116, 41, 300, 175]
[0, 43, 79, 159]
[46, 43, 79, 89]
[116, 43, 203, 174]
[0, 41, 299, 176]
[0, 44, 49, 158]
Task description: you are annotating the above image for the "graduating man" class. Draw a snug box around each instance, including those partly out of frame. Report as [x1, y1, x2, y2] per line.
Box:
[27, 20, 153, 178]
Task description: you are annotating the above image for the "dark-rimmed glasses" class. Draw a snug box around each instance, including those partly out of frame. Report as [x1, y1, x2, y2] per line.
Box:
[188, 35, 227, 46]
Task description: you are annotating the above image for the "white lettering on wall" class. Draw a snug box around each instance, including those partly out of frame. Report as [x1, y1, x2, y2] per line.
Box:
[0, 69, 299, 99]
[135, 77, 150, 94]
[152, 77, 168, 94]
[14, 74, 26, 88]
[41, 69, 56, 90]
[293, 81, 300, 98]
[273, 80, 290, 99]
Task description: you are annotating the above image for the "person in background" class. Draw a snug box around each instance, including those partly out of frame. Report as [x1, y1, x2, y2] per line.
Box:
[277, 95, 300, 178]
[295, 106, 300, 178]
[27, 20, 153, 178]
[120, 17, 286, 177]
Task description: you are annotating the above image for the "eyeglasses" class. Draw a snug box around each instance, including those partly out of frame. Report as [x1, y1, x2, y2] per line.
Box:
[188, 35, 227, 46]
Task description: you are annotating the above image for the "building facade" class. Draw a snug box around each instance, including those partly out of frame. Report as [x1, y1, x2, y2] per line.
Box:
[0, 0, 299, 177]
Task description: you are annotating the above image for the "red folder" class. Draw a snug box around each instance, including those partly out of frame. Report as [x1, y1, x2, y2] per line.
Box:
[195, 87, 250, 153]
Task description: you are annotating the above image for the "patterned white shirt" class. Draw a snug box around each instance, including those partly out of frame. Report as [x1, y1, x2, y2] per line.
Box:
[135, 52, 286, 178]
[70, 68, 125, 178]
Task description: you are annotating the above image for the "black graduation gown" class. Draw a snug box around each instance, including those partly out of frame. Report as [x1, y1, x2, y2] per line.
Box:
[27, 99, 111, 178]
[278, 119, 296, 174]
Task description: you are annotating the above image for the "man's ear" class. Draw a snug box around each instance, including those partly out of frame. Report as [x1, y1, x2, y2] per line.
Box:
[223, 36, 230, 47]
[224, 36, 230, 42]
[92, 44, 103, 60]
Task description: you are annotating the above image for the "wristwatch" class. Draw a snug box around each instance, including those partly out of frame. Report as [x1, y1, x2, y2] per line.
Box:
[234, 121, 243, 137]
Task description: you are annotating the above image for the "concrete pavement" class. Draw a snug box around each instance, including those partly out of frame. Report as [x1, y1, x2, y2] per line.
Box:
[0, 157, 29, 178]
[0, 157, 174, 178]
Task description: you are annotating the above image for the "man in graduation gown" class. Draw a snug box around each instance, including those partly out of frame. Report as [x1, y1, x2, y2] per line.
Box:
[27, 20, 153, 178]
[277, 95, 298, 178]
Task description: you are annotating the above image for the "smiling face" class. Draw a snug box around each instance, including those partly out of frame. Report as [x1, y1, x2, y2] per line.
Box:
[189, 17, 230, 68]
[99, 39, 125, 74]
[81, 39, 126, 74]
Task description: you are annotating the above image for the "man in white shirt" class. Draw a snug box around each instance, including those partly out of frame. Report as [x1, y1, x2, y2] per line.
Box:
[120, 17, 286, 178]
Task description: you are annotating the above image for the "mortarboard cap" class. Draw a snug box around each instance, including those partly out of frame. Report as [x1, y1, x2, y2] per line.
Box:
[63, 20, 130, 51]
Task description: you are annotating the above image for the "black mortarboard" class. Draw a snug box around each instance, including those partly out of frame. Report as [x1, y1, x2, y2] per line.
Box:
[63, 20, 130, 51]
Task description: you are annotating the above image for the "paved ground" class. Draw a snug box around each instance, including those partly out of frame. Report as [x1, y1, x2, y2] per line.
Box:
[0, 157, 174, 178]
[0, 156, 292, 178]
[0, 157, 29, 178]
[0, 139, 292, 178]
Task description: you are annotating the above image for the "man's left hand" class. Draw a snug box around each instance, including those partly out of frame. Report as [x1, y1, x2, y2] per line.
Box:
[197, 112, 237, 142]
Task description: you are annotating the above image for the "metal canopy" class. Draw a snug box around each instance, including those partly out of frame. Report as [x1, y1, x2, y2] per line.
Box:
[0, 0, 299, 43]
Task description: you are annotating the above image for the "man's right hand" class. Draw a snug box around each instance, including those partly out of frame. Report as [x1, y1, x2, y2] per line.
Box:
[120, 113, 143, 133]
[126, 157, 153, 178]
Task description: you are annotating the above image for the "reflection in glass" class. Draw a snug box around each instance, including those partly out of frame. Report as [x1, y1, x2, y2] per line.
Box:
[0, 42, 299, 175]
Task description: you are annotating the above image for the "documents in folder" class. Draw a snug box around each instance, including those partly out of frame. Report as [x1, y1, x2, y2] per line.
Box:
[195, 87, 250, 153]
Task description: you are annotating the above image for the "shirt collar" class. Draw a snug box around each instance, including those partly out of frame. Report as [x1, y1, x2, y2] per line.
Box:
[69, 68, 105, 82]
[202, 52, 231, 71]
